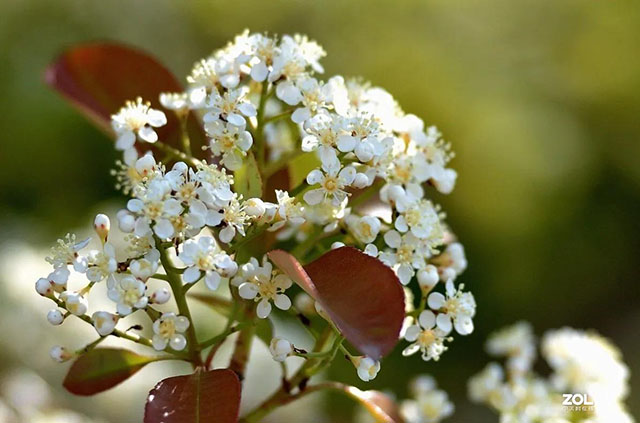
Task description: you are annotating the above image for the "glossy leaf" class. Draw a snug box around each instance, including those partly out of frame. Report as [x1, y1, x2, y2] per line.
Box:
[234, 152, 263, 198]
[268, 247, 405, 359]
[45, 43, 206, 153]
[63, 348, 156, 396]
[144, 368, 241, 423]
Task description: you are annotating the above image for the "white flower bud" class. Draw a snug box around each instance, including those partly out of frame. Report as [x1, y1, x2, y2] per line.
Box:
[354, 356, 381, 382]
[269, 337, 293, 362]
[352, 173, 370, 189]
[417, 265, 439, 291]
[150, 288, 171, 304]
[60, 292, 88, 316]
[244, 198, 266, 218]
[117, 209, 136, 233]
[331, 242, 345, 249]
[94, 214, 110, 244]
[47, 309, 64, 326]
[35, 278, 53, 296]
[294, 293, 316, 316]
[92, 311, 118, 336]
[50, 345, 73, 363]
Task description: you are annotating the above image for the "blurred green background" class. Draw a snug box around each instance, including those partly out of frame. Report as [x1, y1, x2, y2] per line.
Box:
[1, 0, 639, 421]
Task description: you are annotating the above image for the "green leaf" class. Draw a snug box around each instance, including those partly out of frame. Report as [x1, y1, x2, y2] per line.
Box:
[144, 369, 241, 423]
[268, 247, 405, 359]
[234, 152, 263, 198]
[63, 348, 156, 396]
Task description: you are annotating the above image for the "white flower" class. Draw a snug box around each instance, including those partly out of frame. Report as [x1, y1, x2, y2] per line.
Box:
[542, 328, 630, 403]
[380, 230, 426, 285]
[129, 249, 160, 281]
[126, 178, 183, 239]
[300, 113, 344, 166]
[467, 363, 505, 404]
[179, 237, 237, 290]
[290, 77, 334, 123]
[427, 280, 476, 336]
[45, 233, 90, 274]
[304, 161, 356, 206]
[403, 310, 450, 361]
[204, 120, 253, 170]
[107, 275, 148, 316]
[346, 215, 381, 244]
[47, 309, 64, 326]
[159, 92, 189, 111]
[234, 257, 293, 318]
[432, 242, 467, 282]
[269, 337, 293, 362]
[268, 190, 305, 231]
[486, 321, 536, 374]
[395, 199, 443, 245]
[353, 356, 380, 382]
[59, 291, 88, 316]
[92, 311, 118, 336]
[206, 194, 249, 244]
[401, 375, 454, 423]
[204, 87, 256, 127]
[50, 346, 73, 363]
[111, 97, 167, 150]
[152, 313, 190, 351]
[194, 162, 234, 209]
[86, 242, 117, 283]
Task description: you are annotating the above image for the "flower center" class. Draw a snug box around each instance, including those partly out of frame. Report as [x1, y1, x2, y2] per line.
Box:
[322, 176, 339, 192]
[159, 319, 176, 338]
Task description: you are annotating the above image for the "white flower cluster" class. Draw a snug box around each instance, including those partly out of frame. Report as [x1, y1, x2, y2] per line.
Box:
[400, 375, 454, 423]
[468, 322, 634, 423]
[36, 31, 473, 379]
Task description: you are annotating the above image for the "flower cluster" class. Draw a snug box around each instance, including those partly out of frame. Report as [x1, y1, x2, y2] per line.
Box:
[35, 31, 473, 391]
[400, 375, 454, 423]
[468, 322, 634, 423]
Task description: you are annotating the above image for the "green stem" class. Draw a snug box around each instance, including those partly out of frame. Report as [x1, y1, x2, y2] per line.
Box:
[154, 142, 200, 167]
[263, 150, 305, 179]
[254, 81, 270, 172]
[179, 113, 192, 156]
[155, 237, 203, 367]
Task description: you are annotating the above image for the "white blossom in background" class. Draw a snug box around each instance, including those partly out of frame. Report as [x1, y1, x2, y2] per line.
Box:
[468, 323, 634, 423]
[400, 375, 454, 423]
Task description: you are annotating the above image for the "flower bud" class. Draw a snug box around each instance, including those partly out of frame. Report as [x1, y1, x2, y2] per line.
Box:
[417, 265, 439, 292]
[92, 311, 118, 336]
[50, 345, 73, 363]
[117, 210, 136, 233]
[150, 288, 171, 305]
[269, 337, 293, 362]
[331, 242, 345, 249]
[353, 356, 381, 382]
[60, 292, 88, 316]
[35, 278, 53, 296]
[244, 198, 266, 218]
[47, 309, 64, 326]
[135, 154, 157, 177]
[352, 173, 370, 189]
[94, 214, 110, 244]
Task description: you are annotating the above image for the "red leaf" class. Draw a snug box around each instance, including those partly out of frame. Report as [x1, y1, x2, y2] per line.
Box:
[144, 369, 241, 423]
[44, 43, 206, 153]
[268, 247, 405, 359]
[63, 348, 156, 396]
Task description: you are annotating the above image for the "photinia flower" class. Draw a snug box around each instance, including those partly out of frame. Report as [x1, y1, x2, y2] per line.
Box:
[304, 161, 356, 206]
[111, 97, 167, 150]
[234, 257, 293, 318]
[269, 337, 293, 362]
[178, 237, 237, 290]
[353, 356, 381, 382]
[427, 280, 476, 336]
[107, 275, 148, 316]
[152, 313, 190, 351]
[403, 310, 450, 362]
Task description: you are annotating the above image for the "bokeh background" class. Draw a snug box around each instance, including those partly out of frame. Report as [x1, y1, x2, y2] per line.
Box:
[1, 0, 639, 421]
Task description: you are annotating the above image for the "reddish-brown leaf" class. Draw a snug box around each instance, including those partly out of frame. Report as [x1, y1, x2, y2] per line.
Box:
[63, 348, 156, 396]
[144, 368, 241, 423]
[44, 43, 206, 154]
[268, 247, 405, 359]
[346, 387, 405, 423]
